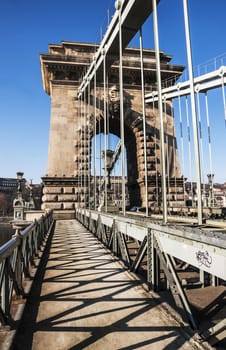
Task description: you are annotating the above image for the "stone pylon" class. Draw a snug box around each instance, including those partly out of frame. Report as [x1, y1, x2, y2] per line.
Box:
[40, 41, 184, 215]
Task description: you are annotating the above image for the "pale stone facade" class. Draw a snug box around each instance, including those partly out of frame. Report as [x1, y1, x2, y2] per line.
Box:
[40, 41, 184, 212]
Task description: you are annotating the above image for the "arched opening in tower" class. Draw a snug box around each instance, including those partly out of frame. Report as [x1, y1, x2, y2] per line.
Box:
[90, 116, 141, 208]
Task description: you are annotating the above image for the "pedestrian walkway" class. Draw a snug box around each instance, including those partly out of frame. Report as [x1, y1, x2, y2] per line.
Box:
[11, 220, 205, 350]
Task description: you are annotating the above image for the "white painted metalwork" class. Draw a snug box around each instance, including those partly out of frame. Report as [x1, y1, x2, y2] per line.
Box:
[103, 48, 108, 212]
[93, 61, 97, 210]
[79, 92, 83, 206]
[196, 90, 205, 187]
[139, 27, 148, 216]
[145, 68, 226, 102]
[178, 91, 185, 173]
[220, 69, 226, 126]
[76, 207, 226, 336]
[77, 208, 226, 281]
[78, 0, 159, 97]
[152, 0, 167, 224]
[204, 92, 214, 178]
[88, 80, 91, 210]
[117, 1, 126, 216]
[74, 1, 226, 344]
[155, 229, 226, 280]
[116, 220, 147, 241]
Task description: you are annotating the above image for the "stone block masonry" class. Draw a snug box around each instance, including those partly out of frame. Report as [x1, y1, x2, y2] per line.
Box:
[40, 41, 184, 212]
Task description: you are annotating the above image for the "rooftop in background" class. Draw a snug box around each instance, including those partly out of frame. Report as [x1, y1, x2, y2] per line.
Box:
[0, 177, 26, 190]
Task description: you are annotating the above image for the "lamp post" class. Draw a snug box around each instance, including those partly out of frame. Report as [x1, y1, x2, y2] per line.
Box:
[207, 173, 214, 207]
[13, 171, 25, 221]
[28, 179, 35, 209]
[102, 149, 114, 189]
[16, 172, 24, 197]
[98, 150, 118, 212]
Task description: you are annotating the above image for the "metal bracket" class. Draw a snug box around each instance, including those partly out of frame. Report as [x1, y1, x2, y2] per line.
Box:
[117, 231, 131, 266]
[153, 232, 197, 329]
[131, 236, 147, 272]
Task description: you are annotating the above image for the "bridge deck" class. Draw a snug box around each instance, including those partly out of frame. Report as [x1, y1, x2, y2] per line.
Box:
[10, 219, 205, 350]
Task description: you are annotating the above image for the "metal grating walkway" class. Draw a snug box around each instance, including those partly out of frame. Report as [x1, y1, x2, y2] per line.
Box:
[11, 220, 207, 350]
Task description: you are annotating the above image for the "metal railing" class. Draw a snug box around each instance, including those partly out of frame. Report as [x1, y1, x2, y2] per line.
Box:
[76, 207, 226, 344]
[0, 210, 54, 326]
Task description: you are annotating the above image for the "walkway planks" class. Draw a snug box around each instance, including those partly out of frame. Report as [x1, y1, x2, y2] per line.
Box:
[11, 220, 205, 350]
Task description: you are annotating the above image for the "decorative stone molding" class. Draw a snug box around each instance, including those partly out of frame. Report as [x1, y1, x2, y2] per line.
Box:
[40, 41, 184, 210]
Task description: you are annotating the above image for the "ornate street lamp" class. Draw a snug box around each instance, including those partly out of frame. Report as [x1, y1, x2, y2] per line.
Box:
[16, 171, 24, 196]
[13, 171, 25, 220]
[28, 179, 35, 209]
[98, 150, 118, 212]
[101, 149, 114, 189]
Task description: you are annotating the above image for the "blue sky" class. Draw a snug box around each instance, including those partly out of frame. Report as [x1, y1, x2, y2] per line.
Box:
[0, 0, 226, 183]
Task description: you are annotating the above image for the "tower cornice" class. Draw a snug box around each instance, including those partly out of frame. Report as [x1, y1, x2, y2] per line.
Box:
[40, 41, 184, 95]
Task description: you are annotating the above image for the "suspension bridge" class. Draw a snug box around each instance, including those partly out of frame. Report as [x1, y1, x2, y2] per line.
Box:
[1, 0, 226, 349]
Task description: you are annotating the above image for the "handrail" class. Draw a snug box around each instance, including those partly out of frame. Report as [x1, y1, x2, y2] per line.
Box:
[0, 236, 19, 261]
[0, 223, 36, 261]
[76, 207, 226, 338]
[0, 210, 54, 326]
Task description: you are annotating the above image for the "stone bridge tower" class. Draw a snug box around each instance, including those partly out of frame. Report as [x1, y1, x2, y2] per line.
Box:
[40, 41, 184, 216]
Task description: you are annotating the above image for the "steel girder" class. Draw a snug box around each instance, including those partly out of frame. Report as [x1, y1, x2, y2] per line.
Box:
[76, 208, 226, 345]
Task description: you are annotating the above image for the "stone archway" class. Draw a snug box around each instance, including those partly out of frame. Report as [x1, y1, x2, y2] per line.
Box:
[87, 83, 183, 209]
[90, 114, 139, 208]
[40, 41, 184, 214]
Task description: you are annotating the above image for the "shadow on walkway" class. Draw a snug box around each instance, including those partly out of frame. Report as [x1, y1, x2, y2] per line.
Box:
[11, 220, 201, 350]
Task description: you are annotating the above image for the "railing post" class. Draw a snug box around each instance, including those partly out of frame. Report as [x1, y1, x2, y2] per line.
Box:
[112, 219, 118, 255]
[13, 229, 25, 296]
[2, 257, 10, 323]
[0, 211, 54, 326]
